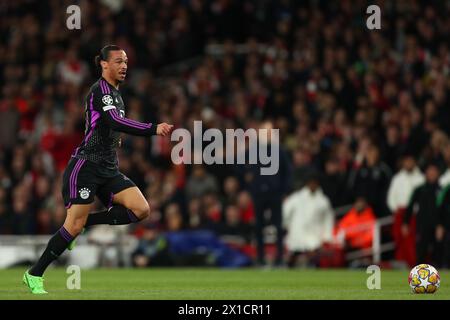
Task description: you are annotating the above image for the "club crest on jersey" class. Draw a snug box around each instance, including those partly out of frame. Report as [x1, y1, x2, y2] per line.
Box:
[79, 188, 91, 200]
[102, 95, 113, 105]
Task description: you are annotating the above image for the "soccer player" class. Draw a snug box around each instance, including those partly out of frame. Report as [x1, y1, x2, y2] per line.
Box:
[23, 45, 173, 294]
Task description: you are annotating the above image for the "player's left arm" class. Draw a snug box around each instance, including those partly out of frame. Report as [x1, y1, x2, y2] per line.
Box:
[104, 107, 157, 136]
[104, 108, 173, 137]
[95, 90, 172, 136]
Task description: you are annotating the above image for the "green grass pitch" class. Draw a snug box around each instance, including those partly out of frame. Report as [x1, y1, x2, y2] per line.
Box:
[1, 268, 449, 300]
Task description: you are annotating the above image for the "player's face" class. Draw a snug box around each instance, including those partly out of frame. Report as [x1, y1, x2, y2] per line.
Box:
[105, 50, 128, 83]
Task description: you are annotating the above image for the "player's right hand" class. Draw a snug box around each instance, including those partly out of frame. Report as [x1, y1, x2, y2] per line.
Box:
[156, 123, 174, 136]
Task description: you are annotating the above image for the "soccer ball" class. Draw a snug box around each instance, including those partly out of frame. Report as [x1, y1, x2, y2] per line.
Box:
[408, 264, 440, 294]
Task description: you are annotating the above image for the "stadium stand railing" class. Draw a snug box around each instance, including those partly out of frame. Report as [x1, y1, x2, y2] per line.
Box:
[334, 215, 395, 265]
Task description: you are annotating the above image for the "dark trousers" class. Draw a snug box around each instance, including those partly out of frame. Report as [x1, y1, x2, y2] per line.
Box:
[253, 194, 283, 265]
[287, 250, 320, 268]
[436, 232, 450, 268]
[416, 227, 437, 265]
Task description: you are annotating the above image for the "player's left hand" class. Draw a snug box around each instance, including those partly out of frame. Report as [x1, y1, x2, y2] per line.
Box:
[156, 123, 174, 136]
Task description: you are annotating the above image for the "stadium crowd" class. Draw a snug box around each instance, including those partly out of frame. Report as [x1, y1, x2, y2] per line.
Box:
[1, 0, 450, 268]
